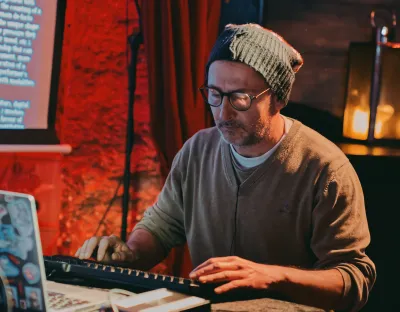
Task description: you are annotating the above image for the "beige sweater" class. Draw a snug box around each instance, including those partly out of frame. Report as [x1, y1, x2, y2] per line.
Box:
[134, 119, 376, 311]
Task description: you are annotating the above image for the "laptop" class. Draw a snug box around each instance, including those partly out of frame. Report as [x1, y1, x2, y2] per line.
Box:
[0, 190, 120, 312]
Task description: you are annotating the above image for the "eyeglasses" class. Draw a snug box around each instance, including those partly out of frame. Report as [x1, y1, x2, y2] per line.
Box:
[199, 86, 270, 111]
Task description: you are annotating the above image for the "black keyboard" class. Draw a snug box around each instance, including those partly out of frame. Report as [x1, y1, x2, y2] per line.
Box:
[43, 255, 217, 300]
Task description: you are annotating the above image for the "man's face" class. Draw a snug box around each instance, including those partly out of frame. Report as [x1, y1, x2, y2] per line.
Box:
[208, 60, 276, 147]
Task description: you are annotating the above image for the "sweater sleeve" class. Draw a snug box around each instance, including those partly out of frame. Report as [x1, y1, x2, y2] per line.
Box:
[133, 149, 186, 254]
[311, 161, 376, 312]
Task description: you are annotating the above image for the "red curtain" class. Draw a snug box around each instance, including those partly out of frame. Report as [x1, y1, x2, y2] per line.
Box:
[142, 1, 221, 277]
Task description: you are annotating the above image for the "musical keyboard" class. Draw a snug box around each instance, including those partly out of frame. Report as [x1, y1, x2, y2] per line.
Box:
[43, 255, 217, 300]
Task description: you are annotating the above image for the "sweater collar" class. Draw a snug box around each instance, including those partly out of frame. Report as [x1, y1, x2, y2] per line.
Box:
[221, 118, 303, 189]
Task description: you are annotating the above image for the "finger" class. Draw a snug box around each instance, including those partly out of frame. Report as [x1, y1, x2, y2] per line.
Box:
[105, 235, 121, 249]
[106, 235, 127, 257]
[97, 237, 111, 262]
[121, 244, 139, 261]
[199, 270, 246, 283]
[84, 237, 100, 258]
[74, 247, 81, 257]
[214, 279, 251, 294]
[78, 240, 90, 259]
[119, 243, 134, 255]
[111, 251, 134, 262]
[190, 262, 241, 278]
[190, 259, 219, 278]
[190, 257, 237, 276]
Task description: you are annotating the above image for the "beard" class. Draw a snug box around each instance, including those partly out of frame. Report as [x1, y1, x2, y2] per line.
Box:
[217, 117, 270, 146]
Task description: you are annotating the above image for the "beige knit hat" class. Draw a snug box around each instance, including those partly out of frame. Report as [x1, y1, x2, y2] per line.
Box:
[206, 24, 303, 105]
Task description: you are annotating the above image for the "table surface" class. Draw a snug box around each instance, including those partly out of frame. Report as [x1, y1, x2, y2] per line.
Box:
[46, 280, 327, 312]
[211, 298, 327, 312]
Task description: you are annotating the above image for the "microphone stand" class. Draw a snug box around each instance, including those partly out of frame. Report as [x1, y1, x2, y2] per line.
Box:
[121, 30, 143, 242]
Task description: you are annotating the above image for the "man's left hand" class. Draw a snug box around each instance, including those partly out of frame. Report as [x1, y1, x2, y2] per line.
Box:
[189, 256, 284, 294]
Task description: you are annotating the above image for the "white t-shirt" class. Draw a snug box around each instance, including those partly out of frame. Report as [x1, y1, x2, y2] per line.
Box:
[230, 115, 293, 169]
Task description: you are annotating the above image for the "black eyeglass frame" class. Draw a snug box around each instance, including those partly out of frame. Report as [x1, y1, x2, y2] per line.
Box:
[199, 86, 271, 111]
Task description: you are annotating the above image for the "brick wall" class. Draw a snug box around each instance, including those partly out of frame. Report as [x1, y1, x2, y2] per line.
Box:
[56, 0, 162, 257]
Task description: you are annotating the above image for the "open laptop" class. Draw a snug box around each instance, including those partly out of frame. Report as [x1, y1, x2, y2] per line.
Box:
[0, 190, 118, 312]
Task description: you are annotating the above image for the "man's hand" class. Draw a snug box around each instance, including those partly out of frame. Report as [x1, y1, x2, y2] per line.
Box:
[75, 234, 137, 264]
[189, 256, 284, 294]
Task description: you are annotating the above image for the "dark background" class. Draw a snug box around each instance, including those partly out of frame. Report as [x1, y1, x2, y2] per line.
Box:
[221, 0, 400, 311]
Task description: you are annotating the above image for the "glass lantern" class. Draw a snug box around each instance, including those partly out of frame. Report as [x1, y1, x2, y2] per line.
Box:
[343, 10, 400, 142]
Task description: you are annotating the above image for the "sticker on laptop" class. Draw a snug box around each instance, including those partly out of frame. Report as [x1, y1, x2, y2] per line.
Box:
[7, 199, 34, 237]
[0, 255, 20, 277]
[0, 204, 7, 221]
[22, 263, 41, 284]
[0, 224, 33, 260]
[25, 287, 43, 310]
[5, 286, 19, 308]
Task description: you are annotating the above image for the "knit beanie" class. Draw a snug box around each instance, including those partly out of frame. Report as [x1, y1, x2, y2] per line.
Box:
[206, 24, 303, 105]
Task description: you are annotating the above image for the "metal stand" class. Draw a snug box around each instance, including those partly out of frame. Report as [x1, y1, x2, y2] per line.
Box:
[367, 26, 386, 142]
[367, 9, 396, 142]
[121, 31, 143, 241]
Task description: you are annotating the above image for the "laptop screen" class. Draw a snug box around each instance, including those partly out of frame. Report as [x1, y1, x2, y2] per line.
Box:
[0, 190, 48, 312]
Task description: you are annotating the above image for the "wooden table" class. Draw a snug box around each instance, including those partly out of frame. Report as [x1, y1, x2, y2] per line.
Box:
[212, 298, 326, 312]
[46, 276, 327, 312]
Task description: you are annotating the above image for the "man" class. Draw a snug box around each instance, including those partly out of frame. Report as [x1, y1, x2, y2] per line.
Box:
[76, 24, 376, 311]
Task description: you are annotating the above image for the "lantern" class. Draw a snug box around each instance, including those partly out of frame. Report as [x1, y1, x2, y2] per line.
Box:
[343, 10, 400, 142]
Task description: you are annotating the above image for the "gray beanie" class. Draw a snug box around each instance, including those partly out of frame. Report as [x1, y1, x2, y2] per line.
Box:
[206, 24, 303, 105]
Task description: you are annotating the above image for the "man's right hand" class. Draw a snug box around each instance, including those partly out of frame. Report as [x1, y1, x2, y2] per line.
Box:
[75, 234, 137, 264]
